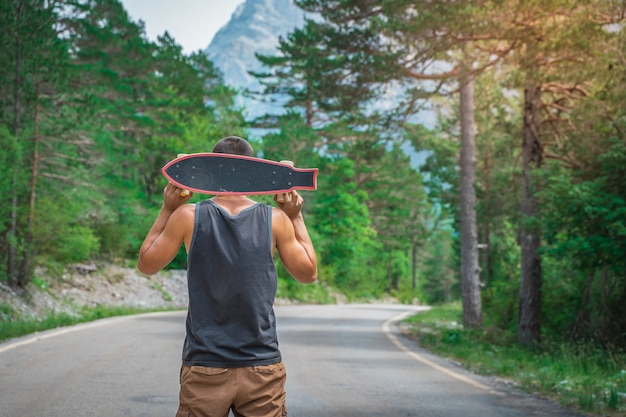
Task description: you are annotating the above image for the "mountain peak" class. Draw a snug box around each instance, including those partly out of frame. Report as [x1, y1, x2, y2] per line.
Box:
[206, 0, 306, 95]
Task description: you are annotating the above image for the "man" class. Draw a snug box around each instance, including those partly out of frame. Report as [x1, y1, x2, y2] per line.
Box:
[137, 136, 317, 417]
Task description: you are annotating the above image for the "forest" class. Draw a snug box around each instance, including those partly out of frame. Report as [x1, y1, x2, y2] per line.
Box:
[1, 0, 625, 351]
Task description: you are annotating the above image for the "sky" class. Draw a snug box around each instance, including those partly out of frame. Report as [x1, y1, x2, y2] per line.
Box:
[120, 0, 244, 54]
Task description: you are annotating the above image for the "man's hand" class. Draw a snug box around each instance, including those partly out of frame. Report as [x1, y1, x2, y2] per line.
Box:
[274, 190, 304, 219]
[164, 182, 193, 211]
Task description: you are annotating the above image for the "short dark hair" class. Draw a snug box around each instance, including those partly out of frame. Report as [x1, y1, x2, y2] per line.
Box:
[212, 136, 254, 157]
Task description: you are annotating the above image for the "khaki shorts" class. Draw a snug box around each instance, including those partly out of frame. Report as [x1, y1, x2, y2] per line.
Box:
[175, 362, 287, 417]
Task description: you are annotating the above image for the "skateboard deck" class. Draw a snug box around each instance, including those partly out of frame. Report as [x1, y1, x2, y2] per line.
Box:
[162, 153, 318, 195]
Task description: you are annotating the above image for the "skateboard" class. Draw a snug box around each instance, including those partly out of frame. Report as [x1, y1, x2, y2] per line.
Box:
[161, 153, 318, 195]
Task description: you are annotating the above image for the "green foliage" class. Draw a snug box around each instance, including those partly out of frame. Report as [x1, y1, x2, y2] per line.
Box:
[0, 0, 72, 285]
[276, 273, 335, 304]
[34, 194, 101, 264]
[292, 0, 626, 351]
[392, 285, 425, 305]
[538, 138, 626, 345]
[0, 128, 20, 278]
[257, 111, 319, 165]
[311, 157, 379, 291]
[480, 220, 520, 332]
[419, 229, 459, 304]
[0, 0, 247, 282]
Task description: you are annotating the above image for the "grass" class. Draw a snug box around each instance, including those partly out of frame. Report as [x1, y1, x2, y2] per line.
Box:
[403, 302, 626, 416]
[151, 281, 174, 302]
[0, 304, 173, 344]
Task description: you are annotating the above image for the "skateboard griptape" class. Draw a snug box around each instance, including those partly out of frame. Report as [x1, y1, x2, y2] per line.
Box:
[161, 153, 318, 195]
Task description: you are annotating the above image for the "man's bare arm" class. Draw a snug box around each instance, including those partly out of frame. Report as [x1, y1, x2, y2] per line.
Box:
[137, 183, 193, 275]
[273, 191, 317, 283]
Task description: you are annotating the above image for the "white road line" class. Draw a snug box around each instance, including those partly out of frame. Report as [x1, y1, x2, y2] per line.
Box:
[0, 311, 180, 355]
[0, 316, 130, 354]
[383, 310, 498, 393]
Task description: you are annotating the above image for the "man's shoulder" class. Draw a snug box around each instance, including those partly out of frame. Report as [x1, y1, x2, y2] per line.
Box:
[271, 206, 286, 216]
[172, 203, 196, 219]
[271, 206, 289, 222]
[271, 207, 293, 235]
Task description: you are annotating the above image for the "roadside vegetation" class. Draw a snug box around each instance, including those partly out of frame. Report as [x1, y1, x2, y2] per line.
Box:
[0, 303, 168, 344]
[405, 303, 626, 416]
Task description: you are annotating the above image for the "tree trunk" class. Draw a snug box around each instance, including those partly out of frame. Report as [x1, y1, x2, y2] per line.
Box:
[387, 251, 392, 292]
[518, 85, 543, 348]
[19, 83, 40, 285]
[569, 269, 594, 341]
[412, 244, 417, 290]
[481, 143, 491, 284]
[8, 0, 23, 286]
[459, 74, 482, 328]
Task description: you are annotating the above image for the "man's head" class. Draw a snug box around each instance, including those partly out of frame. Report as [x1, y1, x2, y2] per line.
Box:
[212, 136, 254, 157]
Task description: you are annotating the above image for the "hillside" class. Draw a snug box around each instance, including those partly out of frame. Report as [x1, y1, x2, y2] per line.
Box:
[0, 264, 189, 325]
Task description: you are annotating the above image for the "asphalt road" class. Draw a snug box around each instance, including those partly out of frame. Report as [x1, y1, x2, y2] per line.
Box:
[0, 305, 586, 417]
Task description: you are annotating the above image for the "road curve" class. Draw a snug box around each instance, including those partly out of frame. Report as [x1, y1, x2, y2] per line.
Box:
[0, 305, 586, 417]
[278, 304, 585, 417]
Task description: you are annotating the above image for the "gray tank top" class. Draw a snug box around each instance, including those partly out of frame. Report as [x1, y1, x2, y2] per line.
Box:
[182, 199, 281, 367]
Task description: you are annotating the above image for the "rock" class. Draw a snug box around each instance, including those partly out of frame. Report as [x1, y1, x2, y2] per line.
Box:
[0, 264, 190, 323]
[69, 263, 98, 275]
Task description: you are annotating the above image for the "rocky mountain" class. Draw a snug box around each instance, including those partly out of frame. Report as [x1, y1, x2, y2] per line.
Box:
[205, 0, 307, 118]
